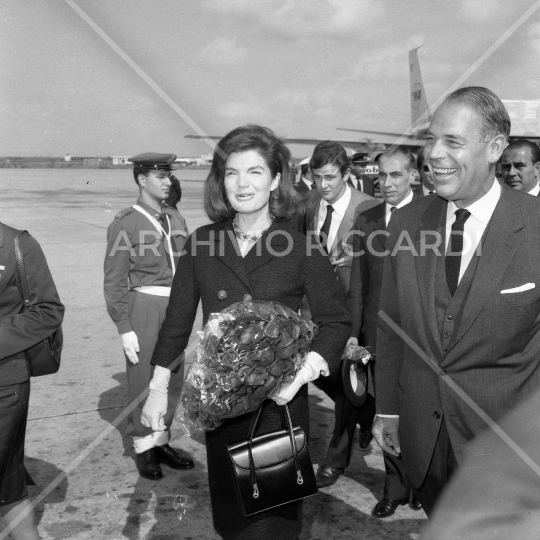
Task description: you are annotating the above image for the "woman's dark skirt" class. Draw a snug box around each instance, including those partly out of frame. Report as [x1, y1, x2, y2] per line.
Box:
[205, 385, 309, 540]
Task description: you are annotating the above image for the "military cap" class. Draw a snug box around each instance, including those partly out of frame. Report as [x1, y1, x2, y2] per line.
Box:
[351, 152, 369, 164]
[128, 152, 177, 171]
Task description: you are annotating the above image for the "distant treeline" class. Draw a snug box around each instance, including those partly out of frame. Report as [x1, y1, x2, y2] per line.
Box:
[0, 157, 208, 169]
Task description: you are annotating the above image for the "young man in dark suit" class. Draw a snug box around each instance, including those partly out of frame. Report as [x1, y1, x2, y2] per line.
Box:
[345, 147, 422, 517]
[373, 86, 540, 516]
[302, 141, 379, 487]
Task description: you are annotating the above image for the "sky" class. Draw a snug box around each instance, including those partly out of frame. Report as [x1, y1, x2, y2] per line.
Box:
[1, 0, 540, 158]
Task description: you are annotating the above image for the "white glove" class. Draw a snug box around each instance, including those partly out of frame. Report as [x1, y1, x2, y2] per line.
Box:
[121, 331, 140, 365]
[271, 352, 329, 406]
[141, 366, 171, 431]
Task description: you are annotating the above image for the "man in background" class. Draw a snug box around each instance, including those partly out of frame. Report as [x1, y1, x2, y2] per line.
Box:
[417, 150, 436, 195]
[501, 139, 540, 196]
[294, 157, 313, 195]
[346, 147, 421, 518]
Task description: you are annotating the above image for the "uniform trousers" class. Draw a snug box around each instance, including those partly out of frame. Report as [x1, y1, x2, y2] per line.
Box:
[0, 381, 30, 507]
[125, 290, 184, 451]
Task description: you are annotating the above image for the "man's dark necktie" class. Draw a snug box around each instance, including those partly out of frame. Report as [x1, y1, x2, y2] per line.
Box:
[319, 205, 334, 253]
[445, 208, 471, 296]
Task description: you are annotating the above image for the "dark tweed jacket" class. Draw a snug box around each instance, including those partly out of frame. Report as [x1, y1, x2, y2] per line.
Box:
[151, 217, 351, 540]
[152, 217, 351, 373]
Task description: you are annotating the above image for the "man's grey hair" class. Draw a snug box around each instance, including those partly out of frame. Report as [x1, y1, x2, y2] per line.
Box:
[443, 86, 511, 142]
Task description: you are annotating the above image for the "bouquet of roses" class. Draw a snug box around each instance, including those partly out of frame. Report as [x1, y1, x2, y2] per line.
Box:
[178, 295, 318, 434]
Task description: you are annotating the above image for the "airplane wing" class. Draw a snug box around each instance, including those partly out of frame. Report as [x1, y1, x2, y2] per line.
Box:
[185, 135, 379, 151]
[336, 127, 425, 146]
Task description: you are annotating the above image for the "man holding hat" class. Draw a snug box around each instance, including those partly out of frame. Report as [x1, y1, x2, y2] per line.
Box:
[104, 153, 193, 479]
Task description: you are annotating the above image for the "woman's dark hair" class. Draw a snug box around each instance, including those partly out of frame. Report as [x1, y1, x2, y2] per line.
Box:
[204, 124, 300, 222]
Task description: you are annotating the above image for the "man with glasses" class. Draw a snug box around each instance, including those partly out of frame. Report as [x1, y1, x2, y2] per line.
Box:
[303, 141, 378, 488]
[104, 153, 193, 479]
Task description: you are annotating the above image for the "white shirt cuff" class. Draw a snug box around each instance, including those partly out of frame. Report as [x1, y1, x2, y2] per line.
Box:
[376, 414, 399, 418]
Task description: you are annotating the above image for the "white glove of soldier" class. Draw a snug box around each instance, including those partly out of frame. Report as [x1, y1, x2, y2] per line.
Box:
[121, 331, 140, 365]
[141, 365, 171, 431]
[271, 352, 329, 406]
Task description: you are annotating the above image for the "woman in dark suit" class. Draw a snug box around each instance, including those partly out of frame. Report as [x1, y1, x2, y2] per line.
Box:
[141, 125, 351, 540]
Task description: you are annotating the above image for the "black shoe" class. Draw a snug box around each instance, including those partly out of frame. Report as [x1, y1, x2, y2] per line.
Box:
[315, 465, 344, 488]
[358, 428, 374, 449]
[154, 444, 194, 470]
[410, 495, 422, 511]
[371, 497, 408, 518]
[136, 448, 163, 480]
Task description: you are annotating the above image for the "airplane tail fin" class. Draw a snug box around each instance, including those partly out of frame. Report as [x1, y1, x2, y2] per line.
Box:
[409, 47, 429, 128]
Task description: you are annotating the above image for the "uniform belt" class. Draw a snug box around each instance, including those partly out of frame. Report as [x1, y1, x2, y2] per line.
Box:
[133, 286, 171, 297]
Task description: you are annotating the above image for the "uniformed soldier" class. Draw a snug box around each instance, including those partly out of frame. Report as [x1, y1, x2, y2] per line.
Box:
[104, 152, 194, 479]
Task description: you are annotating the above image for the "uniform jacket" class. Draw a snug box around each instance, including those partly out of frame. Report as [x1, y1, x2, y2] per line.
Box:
[348, 176, 376, 197]
[376, 186, 540, 487]
[347, 189, 423, 345]
[305, 188, 378, 294]
[104, 200, 188, 334]
[0, 223, 64, 386]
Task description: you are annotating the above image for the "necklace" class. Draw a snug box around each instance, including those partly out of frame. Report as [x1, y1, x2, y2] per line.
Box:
[232, 217, 274, 243]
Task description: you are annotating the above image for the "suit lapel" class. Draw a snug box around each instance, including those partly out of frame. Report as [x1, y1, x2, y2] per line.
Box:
[214, 223, 252, 292]
[306, 193, 321, 233]
[452, 189, 524, 347]
[372, 204, 386, 250]
[416, 197, 447, 351]
[330, 196, 357, 255]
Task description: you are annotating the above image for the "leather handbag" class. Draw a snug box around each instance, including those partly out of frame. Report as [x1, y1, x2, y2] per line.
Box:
[14, 232, 63, 377]
[226, 401, 318, 517]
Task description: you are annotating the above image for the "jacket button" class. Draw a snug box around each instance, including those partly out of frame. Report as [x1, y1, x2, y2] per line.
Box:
[443, 348, 447, 354]
[446, 315, 453, 321]
[440, 370, 447, 377]
[444, 332, 450, 338]
[433, 411, 441, 419]
[218, 290, 228, 300]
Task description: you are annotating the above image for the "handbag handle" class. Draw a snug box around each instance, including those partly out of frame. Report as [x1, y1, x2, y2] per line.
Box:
[246, 401, 303, 500]
[14, 232, 32, 310]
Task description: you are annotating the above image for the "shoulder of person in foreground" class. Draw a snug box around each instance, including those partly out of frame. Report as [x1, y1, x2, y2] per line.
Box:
[421, 386, 540, 540]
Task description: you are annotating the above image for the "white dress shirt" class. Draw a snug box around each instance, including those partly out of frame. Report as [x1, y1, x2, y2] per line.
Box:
[445, 179, 501, 283]
[317, 185, 352, 251]
[528, 183, 540, 196]
[385, 189, 414, 227]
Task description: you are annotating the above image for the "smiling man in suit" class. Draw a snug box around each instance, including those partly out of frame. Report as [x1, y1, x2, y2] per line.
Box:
[346, 146, 422, 518]
[373, 86, 540, 516]
[303, 140, 378, 487]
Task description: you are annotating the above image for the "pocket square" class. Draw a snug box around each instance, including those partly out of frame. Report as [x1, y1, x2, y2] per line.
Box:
[501, 283, 535, 294]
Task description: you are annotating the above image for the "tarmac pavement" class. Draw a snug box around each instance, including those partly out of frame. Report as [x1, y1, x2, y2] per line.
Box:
[0, 168, 427, 539]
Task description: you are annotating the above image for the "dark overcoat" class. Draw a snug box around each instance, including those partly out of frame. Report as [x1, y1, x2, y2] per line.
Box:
[151, 218, 351, 540]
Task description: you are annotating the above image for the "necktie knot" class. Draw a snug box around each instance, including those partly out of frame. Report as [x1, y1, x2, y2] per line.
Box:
[326, 205, 334, 214]
[454, 208, 471, 223]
